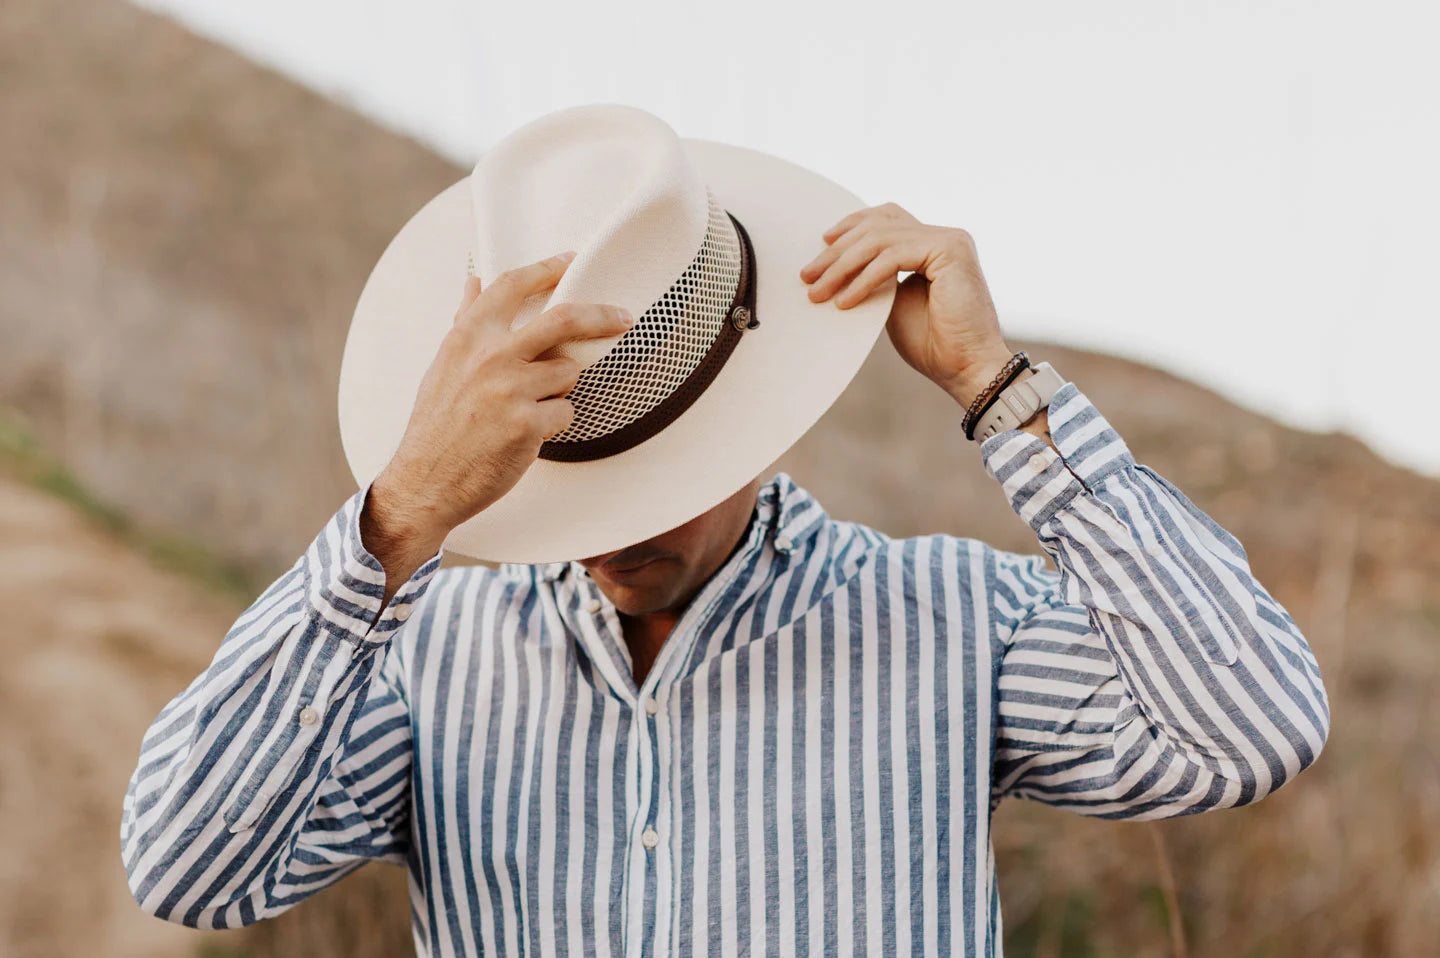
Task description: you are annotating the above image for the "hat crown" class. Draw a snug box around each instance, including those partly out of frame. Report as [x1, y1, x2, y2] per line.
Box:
[469, 103, 711, 370]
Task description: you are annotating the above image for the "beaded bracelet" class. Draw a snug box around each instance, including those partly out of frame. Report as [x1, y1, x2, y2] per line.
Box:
[962, 351, 1030, 441]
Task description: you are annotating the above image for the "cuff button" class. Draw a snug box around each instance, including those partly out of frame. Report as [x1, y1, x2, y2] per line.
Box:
[393, 604, 412, 622]
[298, 705, 320, 727]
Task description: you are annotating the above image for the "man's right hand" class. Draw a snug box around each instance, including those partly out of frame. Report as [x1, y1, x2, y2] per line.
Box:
[359, 250, 634, 604]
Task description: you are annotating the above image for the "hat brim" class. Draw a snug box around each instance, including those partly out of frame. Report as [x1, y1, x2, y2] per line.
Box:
[339, 137, 896, 563]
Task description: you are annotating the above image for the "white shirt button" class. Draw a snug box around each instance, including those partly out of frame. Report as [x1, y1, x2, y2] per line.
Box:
[297, 705, 319, 727]
[774, 534, 792, 551]
[641, 827, 659, 849]
[584, 598, 602, 614]
[644, 697, 660, 716]
[1028, 452, 1049, 472]
[393, 604, 412, 622]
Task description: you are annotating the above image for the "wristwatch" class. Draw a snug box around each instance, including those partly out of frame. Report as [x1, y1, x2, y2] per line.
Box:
[972, 361, 1065, 441]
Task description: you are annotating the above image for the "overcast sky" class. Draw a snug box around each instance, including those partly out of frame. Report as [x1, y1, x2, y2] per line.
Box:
[132, 0, 1440, 475]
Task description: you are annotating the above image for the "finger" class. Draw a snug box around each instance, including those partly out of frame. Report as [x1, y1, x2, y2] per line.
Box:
[522, 356, 584, 399]
[807, 232, 885, 303]
[817, 233, 932, 306]
[821, 207, 871, 243]
[801, 218, 870, 283]
[510, 301, 634, 361]
[471, 251, 576, 327]
[453, 274, 483, 325]
[835, 248, 905, 309]
[799, 239, 844, 284]
[534, 396, 576, 440]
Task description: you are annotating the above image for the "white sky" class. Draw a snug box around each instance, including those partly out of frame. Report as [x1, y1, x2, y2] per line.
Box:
[132, 0, 1440, 476]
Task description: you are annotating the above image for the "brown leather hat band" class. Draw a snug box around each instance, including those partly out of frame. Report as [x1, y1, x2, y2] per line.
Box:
[537, 210, 759, 463]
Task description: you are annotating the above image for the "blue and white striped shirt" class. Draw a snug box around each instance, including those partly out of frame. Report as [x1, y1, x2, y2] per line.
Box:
[121, 382, 1329, 956]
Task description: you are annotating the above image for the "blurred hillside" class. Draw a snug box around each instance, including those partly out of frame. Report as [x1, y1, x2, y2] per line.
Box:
[1, 0, 457, 577]
[2, 0, 1437, 956]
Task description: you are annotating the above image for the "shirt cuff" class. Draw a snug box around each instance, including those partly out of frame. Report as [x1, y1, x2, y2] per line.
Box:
[303, 480, 444, 643]
[977, 380, 1136, 529]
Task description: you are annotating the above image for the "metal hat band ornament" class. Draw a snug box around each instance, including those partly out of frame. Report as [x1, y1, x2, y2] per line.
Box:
[536, 190, 760, 463]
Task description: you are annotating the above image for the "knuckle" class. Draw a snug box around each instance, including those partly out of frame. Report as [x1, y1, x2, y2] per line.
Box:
[483, 377, 515, 409]
[464, 339, 500, 372]
[437, 325, 468, 354]
[552, 357, 582, 383]
[502, 401, 533, 438]
[524, 405, 552, 439]
[499, 373, 525, 400]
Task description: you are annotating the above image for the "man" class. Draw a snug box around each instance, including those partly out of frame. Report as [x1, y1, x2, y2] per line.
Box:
[122, 106, 1329, 956]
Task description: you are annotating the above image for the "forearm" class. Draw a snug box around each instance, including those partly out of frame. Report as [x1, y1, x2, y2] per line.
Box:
[360, 473, 448, 609]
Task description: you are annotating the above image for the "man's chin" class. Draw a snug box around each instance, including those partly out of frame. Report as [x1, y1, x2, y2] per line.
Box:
[599, 586, 659, 617]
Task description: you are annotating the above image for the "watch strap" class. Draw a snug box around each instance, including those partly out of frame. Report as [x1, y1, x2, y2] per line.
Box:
[972, 361, 1064, 441]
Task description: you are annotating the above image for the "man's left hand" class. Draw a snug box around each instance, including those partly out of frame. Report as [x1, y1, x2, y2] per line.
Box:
[799, 202, 1016, 408]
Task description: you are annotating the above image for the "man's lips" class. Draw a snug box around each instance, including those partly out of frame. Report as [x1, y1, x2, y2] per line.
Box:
[601, 555, 662, 575]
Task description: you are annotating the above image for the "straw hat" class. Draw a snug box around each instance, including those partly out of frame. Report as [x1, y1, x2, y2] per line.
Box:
[338, 102, 896, 563]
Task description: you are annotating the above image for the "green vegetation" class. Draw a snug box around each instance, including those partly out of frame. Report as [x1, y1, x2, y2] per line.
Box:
[0, 406, 263, 604]
[1005, 887, 1101, 958]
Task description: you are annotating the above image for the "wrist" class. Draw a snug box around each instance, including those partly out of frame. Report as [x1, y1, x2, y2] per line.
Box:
[940, 344, 1018, 408]
[364, 469, 449, 559]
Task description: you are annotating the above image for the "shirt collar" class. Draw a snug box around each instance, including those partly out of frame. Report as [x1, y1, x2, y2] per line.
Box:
[755, 470, 828, 555]
[536, 471, 827, 583]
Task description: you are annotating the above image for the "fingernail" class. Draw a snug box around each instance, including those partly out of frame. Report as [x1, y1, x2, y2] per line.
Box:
[619, 308, 634, 324]
[559, 250, 577, 262]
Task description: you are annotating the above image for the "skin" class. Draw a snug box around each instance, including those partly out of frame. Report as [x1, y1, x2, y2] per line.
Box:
[574, 474, 763, 685]
[361, 203, 1055, 680]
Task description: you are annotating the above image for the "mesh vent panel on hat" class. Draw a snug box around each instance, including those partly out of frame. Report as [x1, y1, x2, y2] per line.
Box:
[544, 187, 743, 445]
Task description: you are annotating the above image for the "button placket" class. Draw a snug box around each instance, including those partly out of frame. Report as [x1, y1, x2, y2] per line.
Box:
[637, 693, 662, 851]
[636, 498, 773, 954]
[633, 694, 660, 845]
[625, 685, 669, 956]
